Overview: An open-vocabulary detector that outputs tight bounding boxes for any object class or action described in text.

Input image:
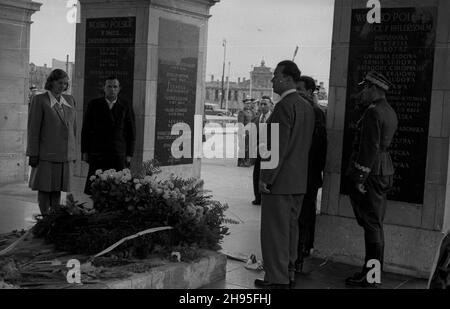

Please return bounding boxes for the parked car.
[204,103,231,116]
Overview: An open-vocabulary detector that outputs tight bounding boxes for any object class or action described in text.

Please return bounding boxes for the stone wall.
[316,0,450,278]
[72,0,218,192]
[0,0,41,184]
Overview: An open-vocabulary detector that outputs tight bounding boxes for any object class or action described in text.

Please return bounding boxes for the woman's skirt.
[29,160,73,192]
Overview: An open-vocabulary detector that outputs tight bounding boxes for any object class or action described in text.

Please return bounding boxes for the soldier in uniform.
[345,71,398,287]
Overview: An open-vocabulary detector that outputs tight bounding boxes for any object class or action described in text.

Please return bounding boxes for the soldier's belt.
[354,162,371,174]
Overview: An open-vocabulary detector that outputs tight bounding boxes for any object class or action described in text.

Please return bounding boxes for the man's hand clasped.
[259,180,270,194]
[355,183,367,194]
[28,156,39,168]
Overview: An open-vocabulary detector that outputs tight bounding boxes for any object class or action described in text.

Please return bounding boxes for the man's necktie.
[260,114,266,123]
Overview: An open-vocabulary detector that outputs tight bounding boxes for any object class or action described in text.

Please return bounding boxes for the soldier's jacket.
[347,98,398,184]
[237,109,255,125]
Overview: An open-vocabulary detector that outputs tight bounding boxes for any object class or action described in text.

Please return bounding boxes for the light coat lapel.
[48,92,68,128]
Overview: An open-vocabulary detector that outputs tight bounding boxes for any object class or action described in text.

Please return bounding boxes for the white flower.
[105,169,116,176]
[100,174,107,181]
[89,175,96,181]
[135,183,142,190]
[143,176,153,184]
[115,171,123,180]
[163,191,170,200]
[133,178,140,184]
[95,169,103,176]
[186,203,197,217]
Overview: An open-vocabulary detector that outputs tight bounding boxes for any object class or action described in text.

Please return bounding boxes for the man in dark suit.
[345,71,398,287]
[251,96,273,205]
[254,61,315,288]
[237,99,255,167]
[295,76,327,272]
[81,76,136,195]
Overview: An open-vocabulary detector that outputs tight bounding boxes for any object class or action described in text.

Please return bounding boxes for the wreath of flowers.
[33,161,237,260]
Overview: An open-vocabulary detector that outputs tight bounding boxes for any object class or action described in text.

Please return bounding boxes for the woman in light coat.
[26,69,77,215]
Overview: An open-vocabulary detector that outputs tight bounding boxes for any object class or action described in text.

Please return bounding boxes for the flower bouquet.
[33,161,237,261]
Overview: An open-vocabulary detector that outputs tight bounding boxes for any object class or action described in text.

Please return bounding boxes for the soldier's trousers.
[349,174,393,268]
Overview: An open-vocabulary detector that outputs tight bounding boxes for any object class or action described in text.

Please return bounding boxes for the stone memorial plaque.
[83,17,136,109]
[154,18,199,166]
[341,7,437,204]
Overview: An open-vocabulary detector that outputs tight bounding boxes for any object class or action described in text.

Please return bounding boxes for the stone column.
[72,0,218,191]
[316,0,450,278]
[0,0,41,184]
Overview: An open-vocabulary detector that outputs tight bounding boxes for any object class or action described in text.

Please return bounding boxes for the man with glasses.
[345,71,398,287]
[81,76,136,195]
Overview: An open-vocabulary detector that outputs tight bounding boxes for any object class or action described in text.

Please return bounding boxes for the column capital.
[0,0,41,12]
[78,0,219,19]
[0,0,42,24]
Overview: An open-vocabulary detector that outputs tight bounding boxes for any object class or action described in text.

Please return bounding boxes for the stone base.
[314,214,443,279]
[1,234,226,289]
[78,252,227,289]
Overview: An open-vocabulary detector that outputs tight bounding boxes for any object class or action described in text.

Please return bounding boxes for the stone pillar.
[316,0,450,278]
[0,0,41,184]
[72,0,218,191]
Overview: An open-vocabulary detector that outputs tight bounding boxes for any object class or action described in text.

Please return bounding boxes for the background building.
[205,59,273,114]
[29,58,74,94]
[205,59,328,114]
[29,62,52,91]
[316,81,328,101]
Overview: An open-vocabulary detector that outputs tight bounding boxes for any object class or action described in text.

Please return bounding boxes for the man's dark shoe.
[289,273,296,288]
[294,260,304,273]
[252,200,261,205]
[295,250,311,273]
[345,272,379,288]
[254,279,289,289]
[289,279,295,288]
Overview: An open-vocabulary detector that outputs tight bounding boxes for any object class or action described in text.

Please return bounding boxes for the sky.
[30,0,335,87]
[207,0,335,86]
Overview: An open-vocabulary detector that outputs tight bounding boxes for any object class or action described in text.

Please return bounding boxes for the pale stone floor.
[0,158,427,289]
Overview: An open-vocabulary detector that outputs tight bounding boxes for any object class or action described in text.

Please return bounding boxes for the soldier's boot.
[345,243,382,288]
